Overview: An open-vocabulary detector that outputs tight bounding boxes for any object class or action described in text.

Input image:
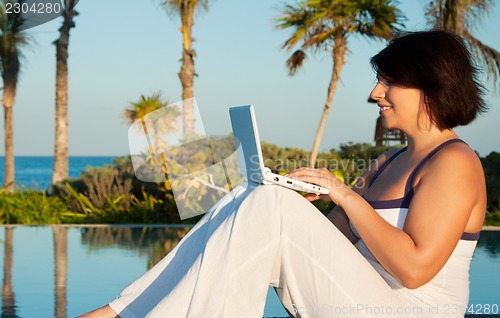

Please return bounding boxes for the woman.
[81,30,487,317]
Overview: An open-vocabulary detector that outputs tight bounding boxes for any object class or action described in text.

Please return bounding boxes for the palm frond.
[353,0,405,40]
[160,0,212,18]
[123,92,167,124]
[286,49,307,76]
[463,30,500,87]
[426,0,496,34]
[425,0,500,88]
[277,4,315,50]
[0,3,30,88]
[281,28,307,50]
[461,0,495,30]
[278,0,404,54]
[301,24,340,50]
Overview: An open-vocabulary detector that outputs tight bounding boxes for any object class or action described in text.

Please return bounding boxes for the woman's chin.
[382,122,404,133]
[381,120,395,130]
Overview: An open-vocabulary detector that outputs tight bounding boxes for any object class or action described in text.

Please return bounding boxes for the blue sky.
[2,0,500,157]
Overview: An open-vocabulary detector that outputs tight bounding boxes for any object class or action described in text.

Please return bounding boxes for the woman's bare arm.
[326,149,400,244]
[340,144,485,288]
[291,145,485,288]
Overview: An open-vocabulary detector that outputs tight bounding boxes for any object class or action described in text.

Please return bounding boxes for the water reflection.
[1,226,499,317]
[53,226,68,318]
[1,225,191,318]
[2,227,16,318]
[79,226,191,269]
[476,231,500,257]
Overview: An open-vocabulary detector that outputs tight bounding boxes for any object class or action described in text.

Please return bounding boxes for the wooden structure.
[374,116,407,146]
[369,97,406,146]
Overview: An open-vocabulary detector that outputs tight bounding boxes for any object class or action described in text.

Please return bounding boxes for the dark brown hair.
[370,30,487,130]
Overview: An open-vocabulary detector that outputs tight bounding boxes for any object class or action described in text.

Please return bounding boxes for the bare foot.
[77,305,119,318]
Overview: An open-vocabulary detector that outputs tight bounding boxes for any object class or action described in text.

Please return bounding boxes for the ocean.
[0,156,118,191]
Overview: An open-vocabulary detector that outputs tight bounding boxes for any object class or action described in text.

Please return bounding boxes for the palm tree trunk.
[52,4,77,185]
[309,35,346,168]
[2,227,16,317]
[179,49,195,138]
[52,58,69,185]
[179,19,196,138]
[2,104,15,192]
[1,14,21,194]
[53,226,68,318]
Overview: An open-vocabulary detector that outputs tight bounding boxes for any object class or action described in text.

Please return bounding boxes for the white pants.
[109,184,429,318]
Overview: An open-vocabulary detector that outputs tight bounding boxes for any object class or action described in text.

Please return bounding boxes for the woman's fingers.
[303,193,330,202]
[287,167,323,179]
[286,168,347,204]
[287,168,330,183]
[290,174,324,185]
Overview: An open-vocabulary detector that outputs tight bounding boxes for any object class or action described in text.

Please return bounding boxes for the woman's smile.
[378,104,393,115]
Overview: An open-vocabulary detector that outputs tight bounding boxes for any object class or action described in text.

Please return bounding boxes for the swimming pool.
[0,226,498,317]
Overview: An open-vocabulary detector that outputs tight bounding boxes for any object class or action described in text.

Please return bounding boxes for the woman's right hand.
[286,167,351,206]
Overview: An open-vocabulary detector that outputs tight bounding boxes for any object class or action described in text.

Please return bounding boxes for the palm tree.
[278,0,404,168]
[52,0,79,185]
[124,92,180,153]
[0,2,28,192]
[425,0,500,87]
[160,0,212,138]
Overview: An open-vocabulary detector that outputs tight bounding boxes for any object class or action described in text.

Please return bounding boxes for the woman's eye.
[377,78,394,87]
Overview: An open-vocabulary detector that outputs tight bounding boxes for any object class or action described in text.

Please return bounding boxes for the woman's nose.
[369,82,385,102]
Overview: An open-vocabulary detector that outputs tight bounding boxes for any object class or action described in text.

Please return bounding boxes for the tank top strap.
[404,139,467,195]
[369,147,407,188]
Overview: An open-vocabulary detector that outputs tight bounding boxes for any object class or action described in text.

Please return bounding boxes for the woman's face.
[369,75,426,133]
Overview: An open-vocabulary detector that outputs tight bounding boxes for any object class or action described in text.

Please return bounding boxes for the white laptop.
[229,105,329,195]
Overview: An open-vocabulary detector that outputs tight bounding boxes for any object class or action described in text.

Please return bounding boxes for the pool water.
[0,226,498,317]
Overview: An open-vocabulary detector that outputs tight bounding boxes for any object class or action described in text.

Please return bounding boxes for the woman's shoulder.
[372,147,404,171]
[411,140,486,235]
[355,147,404,191]
[427,140,482,171]
[418,140,485,192]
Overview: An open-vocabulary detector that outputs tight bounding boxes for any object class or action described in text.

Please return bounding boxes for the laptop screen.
[229,105,265,184]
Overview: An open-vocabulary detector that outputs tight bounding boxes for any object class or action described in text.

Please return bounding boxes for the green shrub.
[52,156,185,224]
[485,204,500,226]
[53,158,134,211]
[0,189,80,224]
[482,151,500,211]
[261,141,393,186]
[6,143,497,226]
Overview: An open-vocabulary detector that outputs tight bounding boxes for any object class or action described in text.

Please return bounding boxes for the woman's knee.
[239,184,308,215]
[246,184,295,202]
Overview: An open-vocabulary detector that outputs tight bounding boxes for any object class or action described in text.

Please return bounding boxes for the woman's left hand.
[286,168,350,205]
